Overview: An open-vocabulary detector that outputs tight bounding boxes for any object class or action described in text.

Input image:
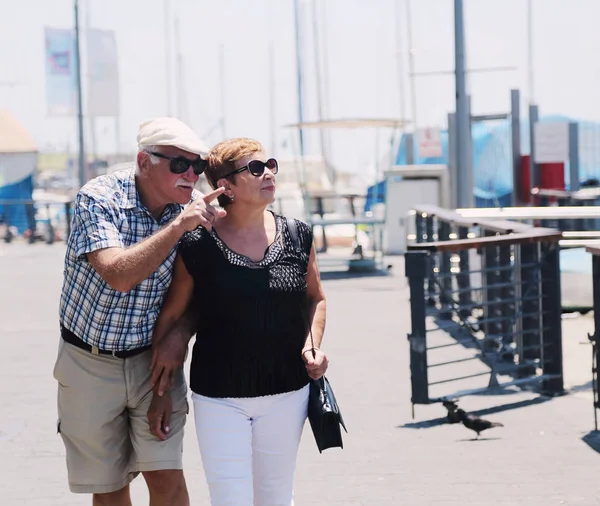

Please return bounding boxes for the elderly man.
[53,117,224,506]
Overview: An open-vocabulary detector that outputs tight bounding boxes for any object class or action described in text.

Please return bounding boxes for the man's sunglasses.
[222,158,278,179]
[146,150,207,175]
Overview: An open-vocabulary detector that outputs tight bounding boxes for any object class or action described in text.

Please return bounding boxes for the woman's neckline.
[210,210,281,265]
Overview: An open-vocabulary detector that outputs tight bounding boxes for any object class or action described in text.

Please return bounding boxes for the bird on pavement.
[455,408,504,439]
[442,399,462,424]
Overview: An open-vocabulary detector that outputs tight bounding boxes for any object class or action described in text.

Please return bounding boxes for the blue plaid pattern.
[59,166,198,351]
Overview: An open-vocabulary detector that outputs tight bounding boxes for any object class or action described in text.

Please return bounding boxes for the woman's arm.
[150,253,196,395]
[304,243,326,349]
[302,243,328,379]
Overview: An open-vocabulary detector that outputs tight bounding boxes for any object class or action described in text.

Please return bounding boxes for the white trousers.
[192,385,309,506]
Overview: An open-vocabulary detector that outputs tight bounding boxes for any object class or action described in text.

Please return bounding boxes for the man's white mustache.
[175,178,194,188]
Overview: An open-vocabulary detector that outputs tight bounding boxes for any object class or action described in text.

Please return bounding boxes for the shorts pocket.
[52,340,66,381]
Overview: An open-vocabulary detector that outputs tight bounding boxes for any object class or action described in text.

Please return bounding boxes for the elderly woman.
[150,137,329,505]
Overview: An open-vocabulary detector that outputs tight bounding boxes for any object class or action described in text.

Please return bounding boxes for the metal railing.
[406,205,564,410]
[438,205,600,249]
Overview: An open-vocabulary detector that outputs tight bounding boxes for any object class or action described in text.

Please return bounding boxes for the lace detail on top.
[208,213,283,269]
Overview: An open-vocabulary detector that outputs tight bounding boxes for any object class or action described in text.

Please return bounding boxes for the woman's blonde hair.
[206,138,264,207]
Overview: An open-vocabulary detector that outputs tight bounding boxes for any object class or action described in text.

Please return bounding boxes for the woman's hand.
[301,348,329,380]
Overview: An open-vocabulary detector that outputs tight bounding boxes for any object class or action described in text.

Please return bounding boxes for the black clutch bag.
[284,217,348,453]
[307,375,347,453]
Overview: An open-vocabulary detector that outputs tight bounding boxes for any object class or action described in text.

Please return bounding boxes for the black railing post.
[45,204,55,245]
[426,215,436,305]
[539,195,552,228]
[438,221,453,319]
[405,250,430,405]
[498,243,514,353]
[520,242,541,366]
[590,254,600,413]
[25,201,36,244]
[415,213,426,244]
[482,233,501,347]
[457,226,471,318]
[541,242,564,395]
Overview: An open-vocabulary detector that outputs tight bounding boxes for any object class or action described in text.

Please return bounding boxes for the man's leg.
[54,341,137,495]
[128,352,190,505]
[93,485,132,506]
[142,470,189,506]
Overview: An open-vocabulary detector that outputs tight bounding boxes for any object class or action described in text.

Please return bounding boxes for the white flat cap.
[137,117,209,158]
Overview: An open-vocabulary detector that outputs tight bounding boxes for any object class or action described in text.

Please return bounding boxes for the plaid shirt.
[59,166,198,351]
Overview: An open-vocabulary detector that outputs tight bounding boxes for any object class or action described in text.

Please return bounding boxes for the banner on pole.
[44,27,77,116]
[534,122,569,163]
[417,127,443,158]
[86,29,120,117]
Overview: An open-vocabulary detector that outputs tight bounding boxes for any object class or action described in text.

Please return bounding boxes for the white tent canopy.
[0,110,37,153]
[0,111,37,187]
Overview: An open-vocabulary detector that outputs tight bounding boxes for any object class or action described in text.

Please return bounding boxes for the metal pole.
[448,112,458,209]
[569,122,580,192]
[164,0,172,116]
[311,0,332,184]
[511,89,522,206]
[74,0,86,188]
[175,15,185,122]
[405,250,430,406]
[527,0,535,105]
[406,0,418,130]
[85,0,97,170]
[293,0,306,157]
[405,132,415,165]
[268,40,276,156]
[320,0,332,168]
[268,0,276,156]
[541,243,564,395]
[293,0,310,223]
[219,43,226,138]
[395,0,406,124]
[529,104,540,190]
[454,0,472,208]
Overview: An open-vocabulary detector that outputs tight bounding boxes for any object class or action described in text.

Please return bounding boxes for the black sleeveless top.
[178,213,314,398]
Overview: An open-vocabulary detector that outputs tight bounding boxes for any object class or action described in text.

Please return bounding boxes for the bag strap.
[285,217,316,359]
[286,216,302,254]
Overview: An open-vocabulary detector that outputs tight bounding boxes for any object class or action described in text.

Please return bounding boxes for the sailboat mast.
[311,0,332,184]
[164,0,172,116]
[293,0,306,157]
[175,15,185,122]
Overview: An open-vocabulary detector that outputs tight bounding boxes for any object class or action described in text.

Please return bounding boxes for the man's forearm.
[102,219,185,292]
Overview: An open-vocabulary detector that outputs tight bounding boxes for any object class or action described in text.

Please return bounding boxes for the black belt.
[60,325,151,359]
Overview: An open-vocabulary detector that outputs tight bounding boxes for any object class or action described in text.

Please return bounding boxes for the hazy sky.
[1,0,600,181]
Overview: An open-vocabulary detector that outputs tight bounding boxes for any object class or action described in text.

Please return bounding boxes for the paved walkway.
[2,242,600,505]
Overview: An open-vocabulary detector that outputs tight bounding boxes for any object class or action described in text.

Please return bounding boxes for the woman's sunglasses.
[146,150,207,175]
[222,158,278,179]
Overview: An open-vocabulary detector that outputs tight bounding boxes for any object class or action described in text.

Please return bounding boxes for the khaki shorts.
[53,340,188,494]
